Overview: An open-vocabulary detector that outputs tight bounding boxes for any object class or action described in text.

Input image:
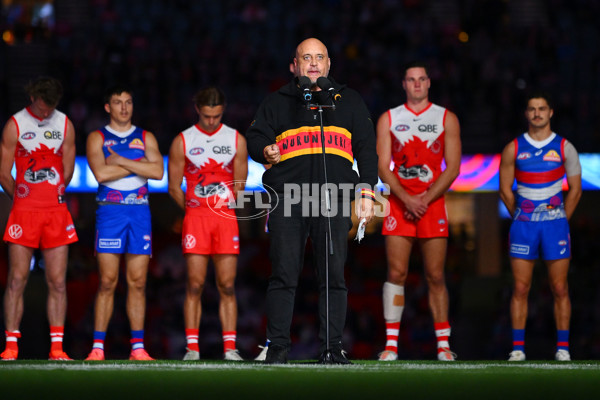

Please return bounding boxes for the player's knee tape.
[383,282,405,322]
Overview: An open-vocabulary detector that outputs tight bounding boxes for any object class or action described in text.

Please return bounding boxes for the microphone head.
[316,77,333,91]
[298,76,312,90]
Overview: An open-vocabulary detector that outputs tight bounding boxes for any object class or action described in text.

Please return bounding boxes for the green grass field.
[2,360,600,400]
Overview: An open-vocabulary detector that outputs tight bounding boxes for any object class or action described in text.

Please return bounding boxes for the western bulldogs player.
[500,92,582,362]
[85,86,163,361]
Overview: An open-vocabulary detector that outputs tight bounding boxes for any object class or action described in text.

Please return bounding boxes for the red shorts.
[3,207,78,249]
[182,213,239,255]
[382,194,448,238]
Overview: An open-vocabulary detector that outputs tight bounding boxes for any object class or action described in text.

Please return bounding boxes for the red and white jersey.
[11,107,69,210]
[388,103,447,195]
[181,123,238,215]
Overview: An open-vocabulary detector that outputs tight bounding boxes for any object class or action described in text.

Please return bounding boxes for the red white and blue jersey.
[11,107,70,210]
[95,125,150,205]
[513,133,570,222]
[181,123,238,216]
[388,103,447,195]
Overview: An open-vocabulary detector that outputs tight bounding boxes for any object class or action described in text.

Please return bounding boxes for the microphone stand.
[306,97,336,363]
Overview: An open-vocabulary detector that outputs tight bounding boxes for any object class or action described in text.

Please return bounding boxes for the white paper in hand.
[355,218,366,243]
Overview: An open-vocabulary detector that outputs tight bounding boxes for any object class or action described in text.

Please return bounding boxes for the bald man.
[246,38,378,364]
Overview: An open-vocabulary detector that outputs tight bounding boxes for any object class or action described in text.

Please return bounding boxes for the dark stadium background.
[1,0,600,361]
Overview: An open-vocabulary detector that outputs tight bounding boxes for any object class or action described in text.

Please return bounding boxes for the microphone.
[316,77,341,102]
[298,76,312,101]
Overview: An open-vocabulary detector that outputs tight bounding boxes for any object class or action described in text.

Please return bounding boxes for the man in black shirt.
[246,38,378,364]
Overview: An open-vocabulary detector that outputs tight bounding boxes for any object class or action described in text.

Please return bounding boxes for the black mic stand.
[306,96,336,363]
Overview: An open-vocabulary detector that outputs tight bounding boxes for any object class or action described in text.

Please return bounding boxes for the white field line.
[1,361,600,372]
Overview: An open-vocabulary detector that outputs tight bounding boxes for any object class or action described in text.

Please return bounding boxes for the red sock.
[50,326,65,353]
[223,331,236,352]
[434,321,451,352]
[185,328,200,352]
[4,330,21,352]
[384,321,400,352]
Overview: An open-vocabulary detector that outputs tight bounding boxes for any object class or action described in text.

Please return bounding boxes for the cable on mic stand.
[305,77,337,363]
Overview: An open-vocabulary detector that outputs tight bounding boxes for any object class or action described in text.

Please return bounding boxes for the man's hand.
[106,146,125,166]
[263,144,281,165]
[356,197,375,224]
[403,192,428,220]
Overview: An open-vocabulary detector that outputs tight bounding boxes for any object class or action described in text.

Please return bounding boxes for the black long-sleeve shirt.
[246,78,378,198]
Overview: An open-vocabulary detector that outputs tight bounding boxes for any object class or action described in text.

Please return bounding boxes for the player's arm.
[565,173,582,220]
[62,119,76,186]
[422,111,461,205]
[375,112,426,219]
[105,131,164,180]
[499,140,516,217]
[86,130,132,183]
[0,119,18,199]
[563,141,582,220]
[233,132,248,196]
[167,134,186,210]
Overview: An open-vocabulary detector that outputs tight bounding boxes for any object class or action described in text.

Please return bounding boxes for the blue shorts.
[95,204,152,255]
[509,218,571,260]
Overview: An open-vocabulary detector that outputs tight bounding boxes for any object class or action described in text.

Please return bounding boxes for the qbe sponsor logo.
[510,244,530,255]
[44,131,62,140]
[99,239,121,249]
[418,124,438,133]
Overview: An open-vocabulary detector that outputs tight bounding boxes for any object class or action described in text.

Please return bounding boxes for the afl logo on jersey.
[190,147,204,155]
[395,124,410,132]
[517,152,531,160]
[104,139,118,147]
[21,132,36,140]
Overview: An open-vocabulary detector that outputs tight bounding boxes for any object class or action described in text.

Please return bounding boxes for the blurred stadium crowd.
[1,0,600,360]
